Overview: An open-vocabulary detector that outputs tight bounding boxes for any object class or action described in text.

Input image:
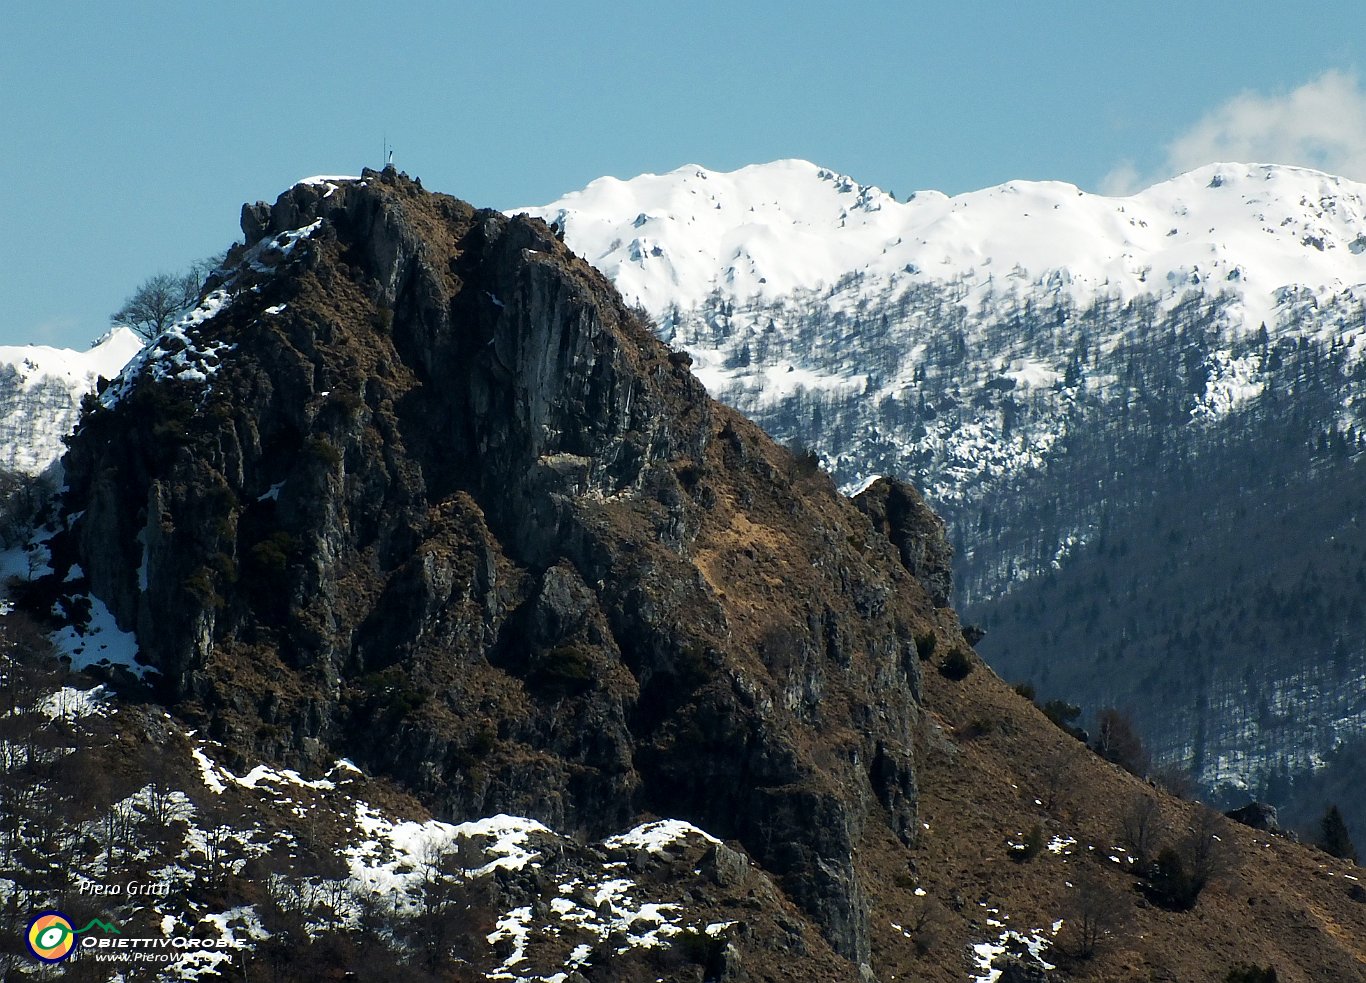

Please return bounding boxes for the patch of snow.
[522,160,1366,345]
[592,878,634,907]
[603,819,721,856]
[198,906,270,943]
[37,685,110,721]
[0,537,53,584]
[0,328,143,394]
[0,328,144,474]
[233,764,336,791]
[347,805,551,906]
[1004,358,1061,389]
[103,218,327,411]
[272,220,323,259]
[102,289,238,407]
[1191,349,1266,421]
[297,175,362,189]
[969,921,1060,983]
[192,745,355,797]
[487,906,534,975]
[971,940,1007,982]
[191,746,228,794]
[50,592,146,677]
[845,473,883,497]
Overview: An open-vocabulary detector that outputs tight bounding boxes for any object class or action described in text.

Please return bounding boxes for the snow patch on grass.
[603,819,720,856]
[346,806,551,908]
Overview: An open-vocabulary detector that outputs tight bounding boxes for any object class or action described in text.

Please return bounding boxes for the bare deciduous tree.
[1063,867,1130,958]
[199,824,236,889]
[1120,793,1166,866]
[1184,805,1235,889]
[110,272,199,340]
[110,255,224,341]
[0,469,52,549]
[1040,746,1077,814]
[909,898,945,955]
[1094,707,1151,777]
[1147,806,1236,910]
[1151,760,1198,800]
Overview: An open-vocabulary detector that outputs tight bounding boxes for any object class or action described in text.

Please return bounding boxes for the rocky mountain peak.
[36,167,963,965]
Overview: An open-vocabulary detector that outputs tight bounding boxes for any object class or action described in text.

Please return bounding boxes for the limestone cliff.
[44,168,963,966]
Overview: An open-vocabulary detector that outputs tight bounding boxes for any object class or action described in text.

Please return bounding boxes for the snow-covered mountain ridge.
[520,158,1366,343]
[521,159,1366,521]
[0,327,142,475]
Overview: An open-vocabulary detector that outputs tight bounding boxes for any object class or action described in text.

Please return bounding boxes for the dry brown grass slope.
[860,646,1366,982]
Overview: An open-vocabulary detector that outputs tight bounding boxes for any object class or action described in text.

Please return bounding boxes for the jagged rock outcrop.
[1225,801,1283,834]
[852,477,953,607]
[42,167,964,967]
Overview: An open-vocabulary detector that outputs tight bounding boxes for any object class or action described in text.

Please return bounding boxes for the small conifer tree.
[1319,804,1358,863]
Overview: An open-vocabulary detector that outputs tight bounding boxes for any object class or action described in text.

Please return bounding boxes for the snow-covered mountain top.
[0,327,144,475]
[0,327,143,392]
[519,159,1366,331]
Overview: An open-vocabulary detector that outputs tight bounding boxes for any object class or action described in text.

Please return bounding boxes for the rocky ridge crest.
[41,166,962,966]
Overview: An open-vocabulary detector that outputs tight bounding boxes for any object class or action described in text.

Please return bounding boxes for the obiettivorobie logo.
[26,912,119,963]
[24,908,243,965]
[25,912,121,963]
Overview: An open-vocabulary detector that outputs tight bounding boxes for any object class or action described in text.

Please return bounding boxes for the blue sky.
[5,1,1365,349]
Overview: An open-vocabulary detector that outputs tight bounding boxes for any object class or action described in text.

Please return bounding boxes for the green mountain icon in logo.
[76,919,120,935]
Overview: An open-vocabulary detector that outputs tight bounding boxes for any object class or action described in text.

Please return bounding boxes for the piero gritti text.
[77,879,172,897]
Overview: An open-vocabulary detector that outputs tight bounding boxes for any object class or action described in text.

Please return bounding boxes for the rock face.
[46,167,960,964]
[852,477,953,608]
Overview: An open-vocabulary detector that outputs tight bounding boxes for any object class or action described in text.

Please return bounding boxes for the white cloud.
[22,316,80,345]
[1101,71,1366,195]
[1168,70,1366,177]
[1098,160,1141,197]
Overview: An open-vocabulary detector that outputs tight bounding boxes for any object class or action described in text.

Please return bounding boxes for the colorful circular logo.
[26,911,76,963]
